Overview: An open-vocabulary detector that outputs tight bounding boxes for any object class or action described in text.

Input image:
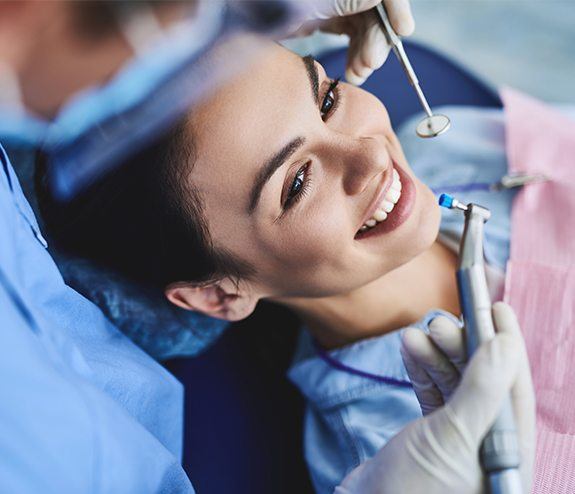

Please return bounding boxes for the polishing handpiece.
[374,3,450,138]
[439,194,523,494]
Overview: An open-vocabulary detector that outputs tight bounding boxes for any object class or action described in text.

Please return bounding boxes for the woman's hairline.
[166,119,257,286]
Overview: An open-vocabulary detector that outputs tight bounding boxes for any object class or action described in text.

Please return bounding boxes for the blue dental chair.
[164,41,502,494]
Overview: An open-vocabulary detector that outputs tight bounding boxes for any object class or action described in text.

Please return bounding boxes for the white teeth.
[358,167,403,234]
[373,209,388,222]
[382,200,394,213]
[387,188,401,204]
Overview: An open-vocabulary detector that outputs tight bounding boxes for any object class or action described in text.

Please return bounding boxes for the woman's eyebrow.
[248,137,305,214]
[302,55,319,105]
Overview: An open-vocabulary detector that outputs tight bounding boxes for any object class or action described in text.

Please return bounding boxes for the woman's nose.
[339,136,391,196]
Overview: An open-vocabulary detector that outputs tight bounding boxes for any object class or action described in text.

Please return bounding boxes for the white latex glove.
[335,302,536,494]
[297,0,415,86]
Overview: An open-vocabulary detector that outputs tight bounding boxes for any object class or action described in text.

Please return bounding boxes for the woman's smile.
[355,161,416,240]
[184,41,440,299]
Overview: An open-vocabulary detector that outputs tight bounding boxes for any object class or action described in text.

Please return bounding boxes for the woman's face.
[189,41,440,299]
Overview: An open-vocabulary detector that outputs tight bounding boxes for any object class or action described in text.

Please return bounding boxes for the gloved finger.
[311,0,381,19]
[428,315,467,373]
[401,335,444,415]
[445,327,524,447]
[492,302,536,491]
[383,0,415,36]
[401,328,461,403]
[492,303,534,409]
[345,13,390,85]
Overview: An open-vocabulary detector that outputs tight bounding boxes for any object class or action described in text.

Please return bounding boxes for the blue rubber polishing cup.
[438,193,454,209]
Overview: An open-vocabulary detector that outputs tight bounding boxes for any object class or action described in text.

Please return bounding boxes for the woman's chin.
[414,182,442,254]
[421,182,442,240]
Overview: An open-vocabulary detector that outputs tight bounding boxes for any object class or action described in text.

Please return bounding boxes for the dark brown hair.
[36,121,255,289]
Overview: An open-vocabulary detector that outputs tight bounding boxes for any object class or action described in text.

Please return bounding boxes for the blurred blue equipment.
[439,193,523,494]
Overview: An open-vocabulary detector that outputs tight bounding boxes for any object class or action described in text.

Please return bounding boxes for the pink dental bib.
[502,88,575,492]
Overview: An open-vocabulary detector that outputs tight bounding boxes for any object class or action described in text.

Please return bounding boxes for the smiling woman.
[38,36,465,494]
[177,41,449,320]
[40,37,452,332]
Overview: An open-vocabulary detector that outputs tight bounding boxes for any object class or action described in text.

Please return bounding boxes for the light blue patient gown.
[0,142,194,492]
[288,107,517,494]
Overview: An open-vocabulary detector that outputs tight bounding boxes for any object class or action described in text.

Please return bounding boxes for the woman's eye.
[320,90,335,118]
[284,162,312,210]
[287,168,305,201]
[320,79,340,120]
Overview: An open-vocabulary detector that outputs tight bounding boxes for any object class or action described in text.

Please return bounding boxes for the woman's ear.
[165,278,259,322]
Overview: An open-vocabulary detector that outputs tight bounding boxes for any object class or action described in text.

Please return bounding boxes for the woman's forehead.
[190,44,312,180]
[196,46,307,133]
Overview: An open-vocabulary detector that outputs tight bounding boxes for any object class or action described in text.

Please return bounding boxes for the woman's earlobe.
[164,280,258,322]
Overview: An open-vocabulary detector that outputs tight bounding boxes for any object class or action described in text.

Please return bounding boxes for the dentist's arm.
[335,302,535,494]
[297,0,415,85]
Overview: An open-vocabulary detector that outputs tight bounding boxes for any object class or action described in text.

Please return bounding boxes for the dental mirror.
[375,2,451,139]
[416,114,451,138]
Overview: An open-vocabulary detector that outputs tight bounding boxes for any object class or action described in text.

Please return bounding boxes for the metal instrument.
[492,172,549,191]
[374,2,450,138]
[439,193,523,494]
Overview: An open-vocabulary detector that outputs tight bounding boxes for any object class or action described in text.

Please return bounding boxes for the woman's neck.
[279,240,460,349]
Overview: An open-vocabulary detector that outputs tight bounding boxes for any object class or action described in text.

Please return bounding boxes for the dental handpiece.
[439,194,523,494]
[374,3,450,138]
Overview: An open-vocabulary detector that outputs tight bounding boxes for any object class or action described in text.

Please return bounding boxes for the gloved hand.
[297,0,415,86]
[334,302,536,494]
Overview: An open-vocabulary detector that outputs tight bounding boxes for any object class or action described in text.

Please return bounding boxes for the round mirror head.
[416,114,451,138]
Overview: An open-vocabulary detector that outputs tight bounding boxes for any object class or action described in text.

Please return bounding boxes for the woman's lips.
[354,161,416,240]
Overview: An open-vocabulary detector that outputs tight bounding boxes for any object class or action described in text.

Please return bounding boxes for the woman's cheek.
[282,210,345,266]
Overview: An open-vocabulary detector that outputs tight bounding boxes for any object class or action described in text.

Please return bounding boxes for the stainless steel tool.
[439,193,523,494]
[374,2,450,138]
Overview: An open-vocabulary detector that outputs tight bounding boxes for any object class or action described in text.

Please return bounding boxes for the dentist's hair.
[71,1,192,39]
[36,120,255,289]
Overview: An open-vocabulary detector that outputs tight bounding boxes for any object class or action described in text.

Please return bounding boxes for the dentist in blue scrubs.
[0,1,534,493]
